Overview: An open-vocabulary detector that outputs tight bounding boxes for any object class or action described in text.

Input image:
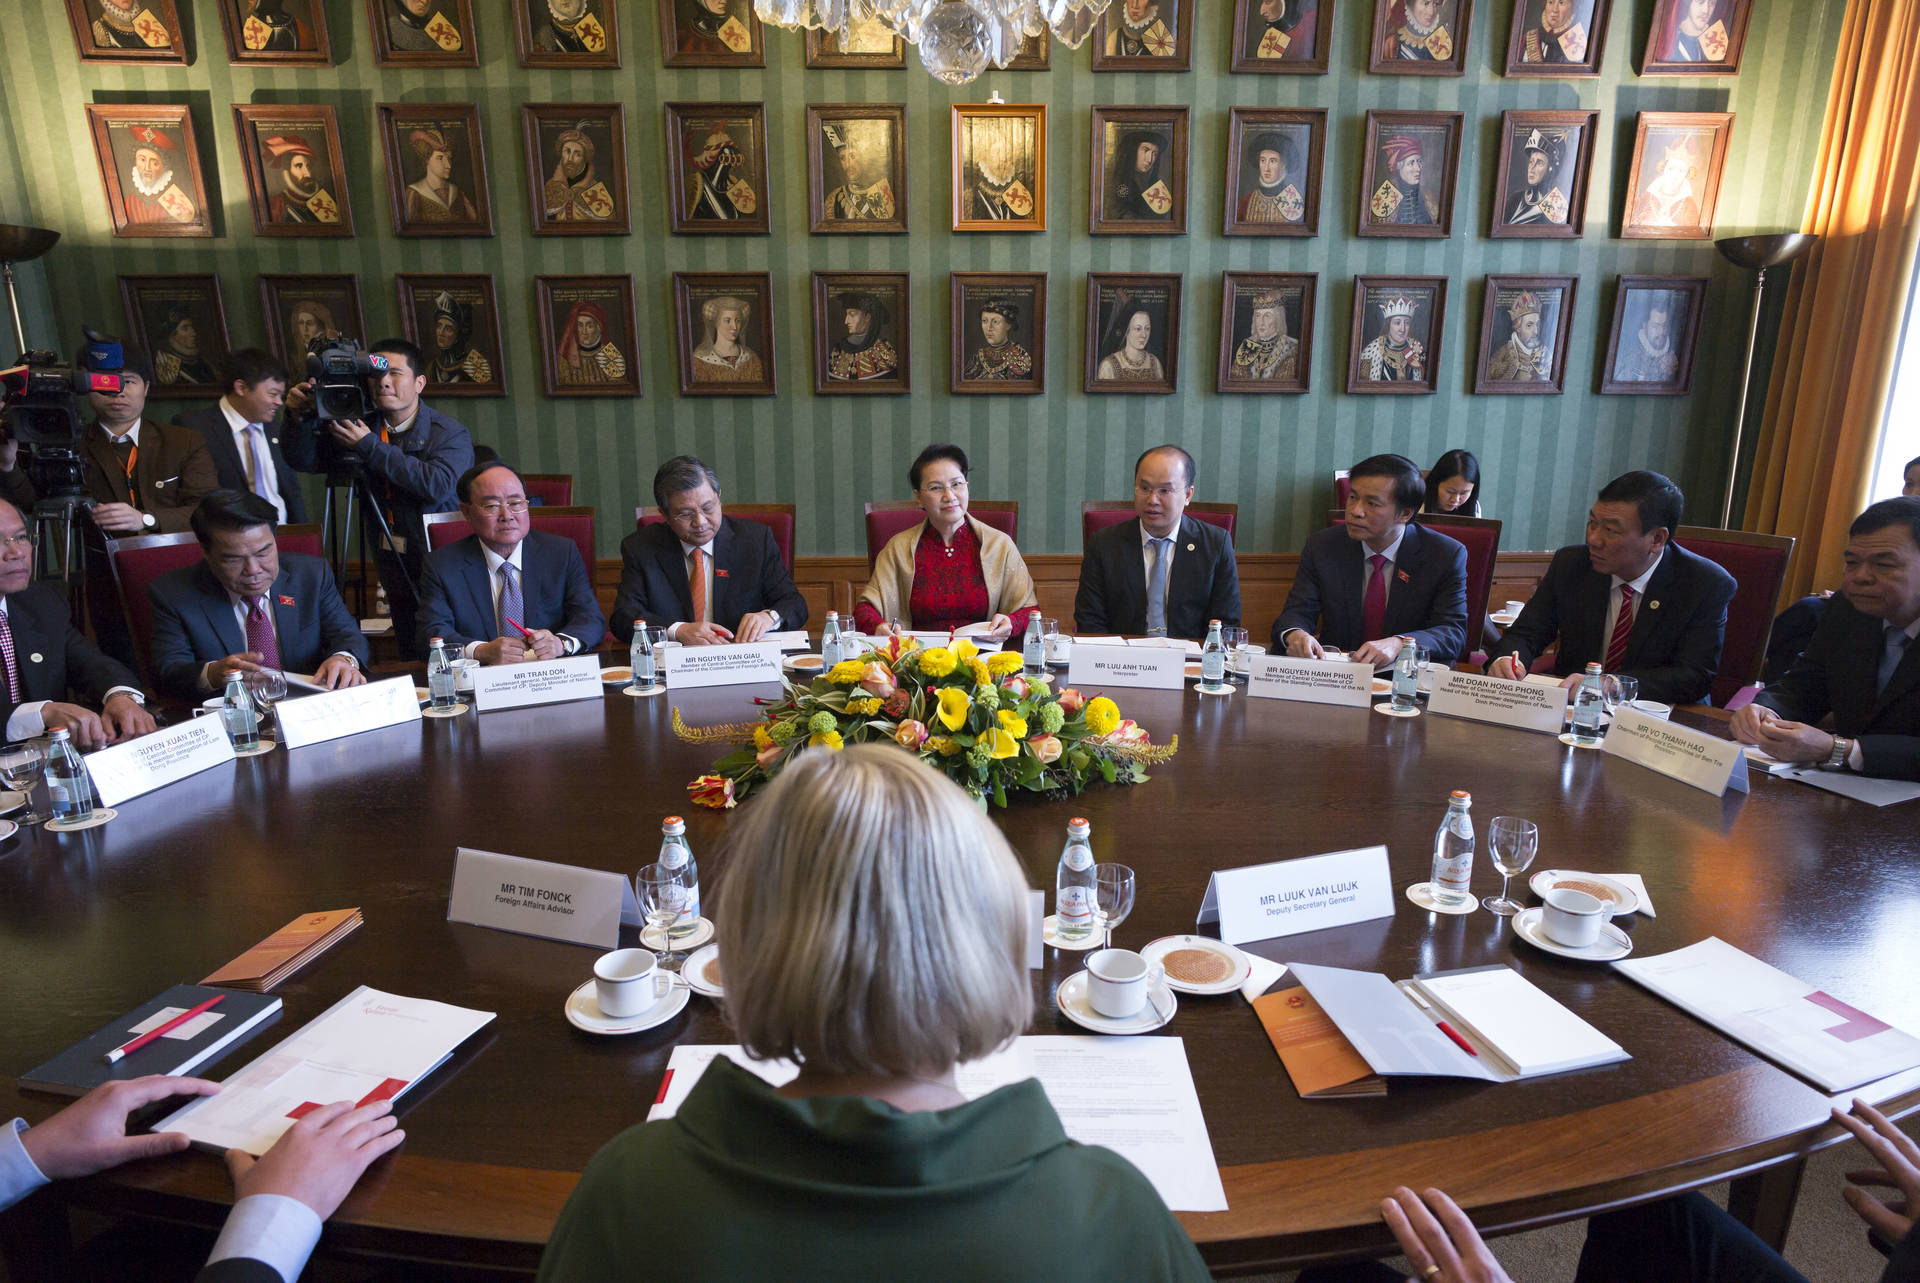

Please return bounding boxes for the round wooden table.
[2,676,1915,1275]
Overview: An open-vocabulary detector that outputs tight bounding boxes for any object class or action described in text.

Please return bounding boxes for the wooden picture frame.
[216,0,333,65]
[1231,0,1334,73]
[535,275,641,398]
[1357,110,1463,239]
[1346,275,1447,395]
[672,272,776,397]
[1620,111,1734,240]
[951,103,1048,233]
[1217,272,1315,395]
[1369,0,1474,74]
[365,0,478,67]
[665,102,771,237]
[1090,107,1189,236]
[1502,0,1612,76]
[1092,0,1195,71]
[1600,275,1707,395]
[806,104,908,236]
[1641,0,1751,74]
[396,274,507,398]
[804,19,905,67]
[258,274,366,382]
[1224,107,1325,238]
[377,102,495,238]
[65,0,186,63]
[84,105,214,239]
[118,274,232,399]
[521,102,631,236]
[232,105,355,238]
[1489,109,1598,240]
[658,0,763,67]
[811,271,910,396]
[1473,274,1577,394]
[512,0,620,67]
[950,272,1046,396]
[1005,31,1051,69]
[1085,273,1182,395]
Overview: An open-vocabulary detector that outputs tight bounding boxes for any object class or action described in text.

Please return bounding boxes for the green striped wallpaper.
[0,0,1844,557]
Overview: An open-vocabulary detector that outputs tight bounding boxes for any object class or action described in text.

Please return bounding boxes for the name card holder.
[86,716,237,808]
[1602,705,1750,795]
[470,654,605,713]
[1427,670,1569,736]
[1197,846,1395,946]
[1065,643,1186,692]
[663,642,785,690]
[448,847,643,950]
[276,676,423,750]
[1247,656,1373,708]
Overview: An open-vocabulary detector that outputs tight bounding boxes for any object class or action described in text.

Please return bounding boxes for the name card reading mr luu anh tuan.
[1247,656,1373,708]
[447,848,642,950]
[1065,643,1185,691]
[1426,670,1569,735]
[1602,704,1750,796]
[1197,846,1395,946]
[470,654,605,712]
[86,715,236,808]
[662,642,784,690]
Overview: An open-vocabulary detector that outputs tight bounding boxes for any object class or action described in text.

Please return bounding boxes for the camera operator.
[283,338,473,658]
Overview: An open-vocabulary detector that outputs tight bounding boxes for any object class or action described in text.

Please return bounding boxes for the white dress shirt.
[1601,553,1664,650]
[469,540,579,659]
[218,396,286,523]
[0,597,141,740]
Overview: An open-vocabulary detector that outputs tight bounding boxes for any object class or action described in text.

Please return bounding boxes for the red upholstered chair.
[522,474,574,507]
[864,500,1019,571]
[105,532,204,689]
[276,523,323,559]
[422,510,469,553]
[635,503,797,573]
[1333,471,1351,511]
[1414,512,1502,666]
[1080,501,1238,549]
[424,508,598,576]
[1672,525,1795,706]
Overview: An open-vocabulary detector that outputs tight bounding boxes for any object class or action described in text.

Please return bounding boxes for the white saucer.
[46,807,117,833]
[1528,869,1641,916]
[622,684,666,697]
[0,819,19,842]
[232,739,276,757]
[0,790,26,814]
[683,943,724,998]
[600,666,633,685]
[1042,915,1102,952]
[1373,702,1421,718]
[641,916,715,952]
[565,976,691,1035]
[1056,971,1176,1034]
[1406,882,1477,915]
[1512,907,1634,962]
[1140,935,1251,996]
[422,703,470,718]
[1557,732,1604,749]
[785,655,826,678]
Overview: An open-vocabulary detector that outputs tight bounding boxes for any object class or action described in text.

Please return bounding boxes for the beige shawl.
[858,515,1038,626]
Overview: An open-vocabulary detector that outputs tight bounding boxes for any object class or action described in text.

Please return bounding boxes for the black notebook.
[19,985,282,1097]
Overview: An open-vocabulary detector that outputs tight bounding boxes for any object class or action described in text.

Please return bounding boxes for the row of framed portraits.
[83,100,1737,245]
[117,269,1708,404]
[66,0,1757,78]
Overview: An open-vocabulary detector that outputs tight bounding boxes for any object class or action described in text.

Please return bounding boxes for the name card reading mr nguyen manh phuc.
[1065,643,1185,691]
[1247,656,1373,708]
[86,715,236,808]
[447,848,642,949]
[470,654,605,712]
[663,642,784,690]
[1426,670,1569,735]
[1197,846,1395,946]
[275,676,423,749]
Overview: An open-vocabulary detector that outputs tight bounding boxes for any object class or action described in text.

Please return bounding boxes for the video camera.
[0,327,126,507]
[306,336,389,423]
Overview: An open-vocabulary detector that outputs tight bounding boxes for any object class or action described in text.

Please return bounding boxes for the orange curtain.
[1744,0,1920,599]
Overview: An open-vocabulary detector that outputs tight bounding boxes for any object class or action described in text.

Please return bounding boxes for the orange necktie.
[689,548,709,624]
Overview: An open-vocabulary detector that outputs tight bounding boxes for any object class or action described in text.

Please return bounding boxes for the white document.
[281,672,331,695]
[1073,635,1128,648]
[760,630,812,651]
[663,641,784,689]
[1427,669,1569,735]
[274,676,421,749]
[85,716,237,808]
[1411,966,1628,1079]
[1777,769,1920,807]
[904,629,1002,652]
[1197,847,1394,946]
[1247,656,1373,708]
[1614,937,1920,1092]
[447,847,641,949]
[649,1037,1227,1212]
[1128,637,1204,657]
[1601,705,1750,795]
[1066,643,1185,691]
[469,654,604,713]
[156,985,495,1155]
[1605,873,1657,917]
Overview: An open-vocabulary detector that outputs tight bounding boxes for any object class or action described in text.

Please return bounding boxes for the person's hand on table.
[1559,673,1584,692]
[102,693,156,741]
[476,637,534,666]
[1837,1099,1920,1244]
[1353,637,1404,668]
[869,619,895,638]
[675,622,734,646]
[226,1098,405,1221]
[315,655,365,689]
[733,612,775,644]
[20,1075,219,1180]
[1746,715,1834,763]
[1283,630,1325,660]
[42,702,111,749]
[523,629,564,661]
[89,502,148,535]
[326,419,372,447]
[204,654,268,691]
[1379,1186,1514,1283]
[1487,655,1525,681]
[986,614,1014,642]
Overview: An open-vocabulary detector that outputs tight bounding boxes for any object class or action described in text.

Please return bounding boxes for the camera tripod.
[320,462,422,634]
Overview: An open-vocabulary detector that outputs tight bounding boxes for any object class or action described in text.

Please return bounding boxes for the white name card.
[1065,643,1185,691]
[86,715,237,808]
[1427,669,1569,735]
[275,676,423,749]
[1247,656,1373,708]
[470,654,605,713]
[1602,704,1750,795]
[1197,846,1395,946]
[663,642,784,690]
[447,847,642,949]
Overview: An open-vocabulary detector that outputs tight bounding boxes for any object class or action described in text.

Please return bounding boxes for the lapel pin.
[716,568,730,579]
[28,652,42,664]
[1649,600,1661,610]
[278,594,296,606]
[1397,569,1412,584]
[1185,543,1195,552]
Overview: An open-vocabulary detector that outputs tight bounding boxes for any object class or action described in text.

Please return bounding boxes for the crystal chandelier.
[755,0,1115,85]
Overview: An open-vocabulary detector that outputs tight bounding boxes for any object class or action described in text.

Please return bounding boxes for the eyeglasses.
[0,533,36,552]
[474,500,529,517]
[919,480,968,498]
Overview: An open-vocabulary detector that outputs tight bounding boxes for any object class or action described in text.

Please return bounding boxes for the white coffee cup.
[592,948,672,1018]
[1539,888,1614,948]
[451,657,478,693]
[1504,600,1526,615]
[1233,643,1267,674]
[1085,948,1164,1019]
[1628,699,1672,720]
[1045,632,1072,664]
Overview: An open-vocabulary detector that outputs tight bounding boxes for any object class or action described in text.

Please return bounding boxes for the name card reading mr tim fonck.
[1426,670,1570,735]
[86,715,237,808]
[1197,846,1395,946]
[663,642,784,690]
[470,654,605,713]
[447,848,642,949]
[275,676,423,749]
[1066,643,1185,691]
[1247,656,1373,708]
[1603,704,1751,796]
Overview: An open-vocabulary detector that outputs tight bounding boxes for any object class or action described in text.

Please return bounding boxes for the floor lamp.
[0,223,61,363]
[1715,232,1818,529]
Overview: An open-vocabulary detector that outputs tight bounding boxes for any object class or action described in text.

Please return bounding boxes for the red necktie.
[246,598,282,671]
[0,608,20,702]
[1361,554,1389,643]
[1605,584,1636,672]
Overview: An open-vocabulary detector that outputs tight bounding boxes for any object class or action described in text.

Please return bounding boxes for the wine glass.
[0,743,44,825]
[1093,863,1136,949]
[1602,674,1639,715]
[245,669,288,737]
[638,862,692,972]
[1483,816,1540,917]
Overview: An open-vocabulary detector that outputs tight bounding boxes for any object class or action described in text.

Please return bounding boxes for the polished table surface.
[2,675,1917,1274]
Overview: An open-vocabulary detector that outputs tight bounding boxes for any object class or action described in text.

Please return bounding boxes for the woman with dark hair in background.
[1423,449,1482,516]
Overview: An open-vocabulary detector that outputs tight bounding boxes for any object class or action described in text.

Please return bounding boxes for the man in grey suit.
[1073,445,1240,641]
[172,348,308,525]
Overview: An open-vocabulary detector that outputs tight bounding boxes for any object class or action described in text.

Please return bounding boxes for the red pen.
[1436,1019,1478,1057]
[504,616,530,637]
[106,994,224,1063]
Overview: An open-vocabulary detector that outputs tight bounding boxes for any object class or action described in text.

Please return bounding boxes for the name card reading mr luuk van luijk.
[1197,847,1395,947]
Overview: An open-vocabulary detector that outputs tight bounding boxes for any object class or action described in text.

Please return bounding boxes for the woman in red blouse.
[855,444,1040,639]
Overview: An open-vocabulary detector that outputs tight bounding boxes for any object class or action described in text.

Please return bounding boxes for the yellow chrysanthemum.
[918,647,957,678]
[984,728,1019,759]
[808,730,845,751]
[1085,696,1121,736]
[935,687,971,731]
[997,709,1029,739]
[847,697,882,716]
[951,639,980,663]
[986,651,1024,676]
[933,736,965,757]
[752,725,773,751]
[828,660,866,685]
[967,658,991,684]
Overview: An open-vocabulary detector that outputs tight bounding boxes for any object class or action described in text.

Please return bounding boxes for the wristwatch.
[141,512,156,530]
[1824,735,1853,770]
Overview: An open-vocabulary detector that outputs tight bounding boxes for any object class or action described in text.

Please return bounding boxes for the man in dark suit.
[1733,498,1920,781]
[1273,454,1469,665]
[418,461,605,662]
[1074,444,1239,641]
[1487,470,1735,706]
[611,455,808,645]
[147,490,367,702]
[172,348,308,525]
[0,499,156,747]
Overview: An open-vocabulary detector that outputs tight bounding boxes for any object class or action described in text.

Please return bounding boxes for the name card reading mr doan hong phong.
[1065,643,1186,691]
[1426,669,1570,735]
[85,715,237,808]
[1197,846,1395,946]
[1602,704,1751,795]
[447,848,643,949]
[1247,656,1374,707]
[275,676,423,749]
[662,642,784,690]
[469,654,606,712]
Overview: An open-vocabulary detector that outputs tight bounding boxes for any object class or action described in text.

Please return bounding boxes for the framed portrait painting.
[1620,111,1734,240]
[1370,0,1474,74]
[232,105,354,238]
[672,272,776,397]
[118,275,231,398]
[1231,0,1333,73]
[365,0,477,67]
[1223,108,1325,238]
[1600,275,1707,395]
[951,103,1047,233]
[1218,273,1315,395]
[811,271,910,396]
[512,0,620,67]
[258,275,366,381]
[950,272,1046,396]
[1090,107,1189,236]
[807,105,907,236]
[1092,0,1194,70]
[1502,0,1612,76]
[217,0,332,65]
[659,0,763,67]
[804,18,904,67]
[1346,275,1447,395]
[521,103,630,236]
[1357,111,1463,239]
[84,105,213,239]
[1473,274,1577,394]
[1005,31,1050,69]
[1642,0,1751,74]
[536,275,641,398]
[396,274,507,398]
[65,0,185,63]
[1085,274,1181,395]
[377,103,494,237]
[1489,109,1598,239]
[665,103,771,236]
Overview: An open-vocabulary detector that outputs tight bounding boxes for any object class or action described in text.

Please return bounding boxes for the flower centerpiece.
[677,635,1178,810]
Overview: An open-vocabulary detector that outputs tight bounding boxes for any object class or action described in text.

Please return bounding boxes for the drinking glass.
[1223,627,1250,681]
[1093,863,1136,949]
[1602,674,1639,713]
[638,862,692,972]
[0,743,44,825]
[1483,816,1540,917]
[1041,618,1063,667]
[245,669,288,737]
